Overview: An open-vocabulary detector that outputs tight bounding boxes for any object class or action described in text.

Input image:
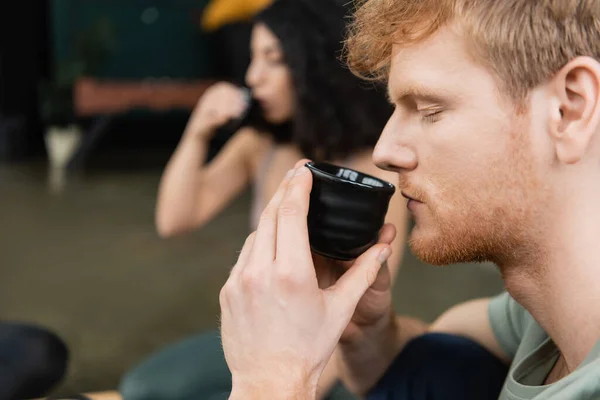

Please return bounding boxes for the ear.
[548,56,600,164]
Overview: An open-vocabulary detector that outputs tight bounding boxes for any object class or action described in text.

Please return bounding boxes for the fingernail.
[294,166,308,176]
[285,169,295,179]
[378,248,391,263]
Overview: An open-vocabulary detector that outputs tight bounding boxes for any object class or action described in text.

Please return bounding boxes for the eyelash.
[421,110,443,123]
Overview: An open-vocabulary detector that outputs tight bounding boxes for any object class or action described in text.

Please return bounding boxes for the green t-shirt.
[489,292,600,399]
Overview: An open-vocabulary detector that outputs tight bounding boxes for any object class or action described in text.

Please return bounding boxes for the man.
[218,0,600,399]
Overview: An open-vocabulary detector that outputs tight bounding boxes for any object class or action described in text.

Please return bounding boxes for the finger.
[275,165,313,269]
[294,158,312,169]
[250,168,296,264]
[224,104,246,120]
[234,101,247,117]
[327,243,392,310]
[378,223,396,245]
[228,231,256,279]
[230,91,248,114]
[220,88,244,112]
[213,109,231,126]
[235,90,249,110]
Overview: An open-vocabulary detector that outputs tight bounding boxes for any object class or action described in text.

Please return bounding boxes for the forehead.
[387,26,497,101]
[251,23,281,50]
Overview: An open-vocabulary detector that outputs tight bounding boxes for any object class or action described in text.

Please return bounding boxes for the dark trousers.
[368,333,508,400]
[120,330,357,400]
[121,331,507,400]
[0,322,68,400]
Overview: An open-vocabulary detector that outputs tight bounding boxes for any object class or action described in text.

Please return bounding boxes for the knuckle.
[276,272,298,290]
[274,264,303,290]
[206,85,219,97]
[219,284,231,307]
[240,269,262,292]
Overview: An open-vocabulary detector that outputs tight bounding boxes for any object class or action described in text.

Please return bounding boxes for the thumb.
[327,244,392,310]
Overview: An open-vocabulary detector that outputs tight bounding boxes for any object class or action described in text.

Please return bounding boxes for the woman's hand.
[187,82,249,140]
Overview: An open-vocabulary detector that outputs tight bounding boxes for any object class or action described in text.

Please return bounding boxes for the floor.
[0,157,505,395]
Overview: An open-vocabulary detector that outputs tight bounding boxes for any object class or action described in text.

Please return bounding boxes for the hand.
[313,223,396,344]
[219,160,394,399]
[187,82,249,140]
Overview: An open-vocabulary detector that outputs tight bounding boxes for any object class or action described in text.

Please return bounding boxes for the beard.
[407,125,548,267]
[408,200,521,266]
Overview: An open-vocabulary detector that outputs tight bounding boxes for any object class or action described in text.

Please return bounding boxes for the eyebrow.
[251,44,281,55]
[387,84,450,104]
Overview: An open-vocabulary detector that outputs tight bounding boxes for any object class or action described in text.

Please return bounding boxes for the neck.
[501,177,600,371]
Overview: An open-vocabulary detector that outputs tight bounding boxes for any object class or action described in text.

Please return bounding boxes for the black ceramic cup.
[305,161,395,261]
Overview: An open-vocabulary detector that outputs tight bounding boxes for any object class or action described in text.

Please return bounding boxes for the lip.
[254,96,271,110]
[401,191,424,212]
[401,191,420,202]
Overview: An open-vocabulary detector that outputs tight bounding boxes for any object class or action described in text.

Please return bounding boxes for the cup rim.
[305,161,395,193]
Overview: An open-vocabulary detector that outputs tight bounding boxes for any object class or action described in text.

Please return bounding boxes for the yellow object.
[201,0,274,31]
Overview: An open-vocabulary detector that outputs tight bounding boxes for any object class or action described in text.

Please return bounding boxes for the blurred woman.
[121,0,408,399]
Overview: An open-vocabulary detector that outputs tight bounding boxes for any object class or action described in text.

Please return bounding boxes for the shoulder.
[235,126,271,144]
[230,127,273,155]
[233,126,274,170]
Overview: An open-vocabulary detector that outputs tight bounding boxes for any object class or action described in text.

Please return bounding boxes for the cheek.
[424,111,514,205]
[274,72,294,106]
[525,101,555,167]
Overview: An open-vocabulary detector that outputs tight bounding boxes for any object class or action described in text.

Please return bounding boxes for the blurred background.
[0,0,504,397]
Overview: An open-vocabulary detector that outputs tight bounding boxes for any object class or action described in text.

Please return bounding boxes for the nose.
[372,114,418,172]
[245,60,262,90]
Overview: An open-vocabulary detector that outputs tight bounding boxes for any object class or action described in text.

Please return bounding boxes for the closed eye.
[421,110,443,123]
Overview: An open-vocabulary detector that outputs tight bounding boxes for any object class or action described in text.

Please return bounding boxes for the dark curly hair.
[254,0,392,161]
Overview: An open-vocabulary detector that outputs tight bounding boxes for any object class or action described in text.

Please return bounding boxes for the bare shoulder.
[233,126,274,172]
[229,127,272,158]
[234,126,272,148]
